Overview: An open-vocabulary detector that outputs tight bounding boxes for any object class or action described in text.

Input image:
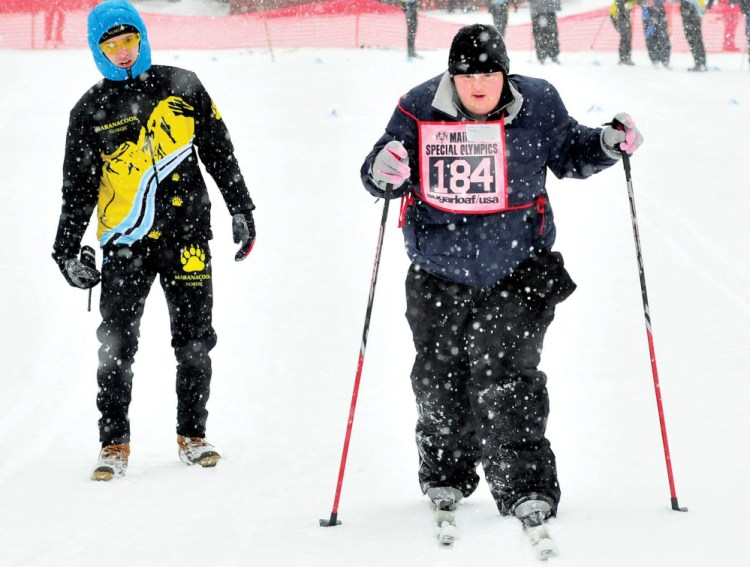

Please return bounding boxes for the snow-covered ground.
[132,0,232,16]
[1,2,749,566]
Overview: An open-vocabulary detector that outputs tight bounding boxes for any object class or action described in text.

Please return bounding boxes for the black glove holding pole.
[58,246,100,290]
[232,212,256,261]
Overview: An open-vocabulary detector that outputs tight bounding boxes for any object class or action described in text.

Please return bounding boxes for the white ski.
[427,487,463,547]
[434,508,459,546]
[514,499,558,560]
[523,522,557,561]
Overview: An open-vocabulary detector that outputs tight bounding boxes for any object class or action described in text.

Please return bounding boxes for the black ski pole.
[615,140,687,513]
[80,245,96,312]
[320,185,393,528]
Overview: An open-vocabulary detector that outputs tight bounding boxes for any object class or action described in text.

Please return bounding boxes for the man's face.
[453,72,504,119]
[99,32,140,69]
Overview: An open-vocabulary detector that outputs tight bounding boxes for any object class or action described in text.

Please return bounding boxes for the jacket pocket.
[506,249,576,307]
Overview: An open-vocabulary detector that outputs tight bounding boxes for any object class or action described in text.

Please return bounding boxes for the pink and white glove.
[602,112,643,156]
[371,140,411,190]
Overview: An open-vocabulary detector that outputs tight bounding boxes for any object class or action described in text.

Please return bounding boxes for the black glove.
[59,257,101,289]
[232,212,256,261]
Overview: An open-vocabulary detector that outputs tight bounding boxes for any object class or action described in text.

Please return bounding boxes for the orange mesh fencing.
[0,1,746,54]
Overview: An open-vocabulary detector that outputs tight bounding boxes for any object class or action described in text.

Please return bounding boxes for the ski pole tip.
[319,513,342,527]
[671,498,688,512]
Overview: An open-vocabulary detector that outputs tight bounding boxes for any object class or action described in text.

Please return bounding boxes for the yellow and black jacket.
[53,64,254,262]
[610,0,638,17]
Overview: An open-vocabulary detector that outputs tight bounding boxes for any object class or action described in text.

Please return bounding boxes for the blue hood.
[87,0,152,81]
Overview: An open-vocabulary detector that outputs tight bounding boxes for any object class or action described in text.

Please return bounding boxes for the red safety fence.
[0,0,746,54]
[0,0,97,13]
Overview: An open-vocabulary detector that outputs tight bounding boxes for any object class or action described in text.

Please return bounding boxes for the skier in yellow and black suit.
[52,0,256,481]
[610,0,637,65]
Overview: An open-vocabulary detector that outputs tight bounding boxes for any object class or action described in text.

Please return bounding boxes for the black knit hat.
[99,24,139,43]
[448,24,510,76]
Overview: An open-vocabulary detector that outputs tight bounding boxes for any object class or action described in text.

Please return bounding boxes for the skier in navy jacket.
[360,24,643,541]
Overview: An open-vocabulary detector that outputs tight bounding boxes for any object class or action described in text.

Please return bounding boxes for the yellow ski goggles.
[99,33,140,55]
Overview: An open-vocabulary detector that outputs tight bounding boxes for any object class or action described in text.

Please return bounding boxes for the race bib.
[418,121,508,214]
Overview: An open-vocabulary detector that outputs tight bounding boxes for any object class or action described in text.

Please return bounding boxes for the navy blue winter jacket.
[361,72,619,289]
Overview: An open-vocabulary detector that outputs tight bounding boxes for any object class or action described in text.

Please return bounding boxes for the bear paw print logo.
[171,196,183,207]
[181,245,206,273]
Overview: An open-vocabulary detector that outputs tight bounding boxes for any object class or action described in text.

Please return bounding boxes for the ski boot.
[91,443,130,481]
[177,435,221,467]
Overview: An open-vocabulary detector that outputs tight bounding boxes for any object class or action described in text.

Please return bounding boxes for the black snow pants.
[490,4,510,37]
[404,252,575,515]
[680,2,707,67]
[532,12,560,62]
[611,13,633,63]
[643,5,671,65]
[403,3,418,57]
[96,239,217,446]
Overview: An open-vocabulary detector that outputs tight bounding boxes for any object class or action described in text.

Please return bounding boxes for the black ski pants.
[490,4,509,37]
[680,2,706,67]
[611,13,633,63]
[96,239,217,446]
[532,12,560,62]
[405,254,575,515]
[403,3,418,57]
[643,5,671,65]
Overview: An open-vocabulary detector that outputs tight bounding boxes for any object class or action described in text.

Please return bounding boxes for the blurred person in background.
[447,0,469,13]
[706,0,741,51]
[679,0,708,71]
[402,0,420,58]
[488,0,518,37]
[610,0,636,65]
[43,0,66,47]
[741,0,750,64]
[528,0,561,64]
[640,0,671,68]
